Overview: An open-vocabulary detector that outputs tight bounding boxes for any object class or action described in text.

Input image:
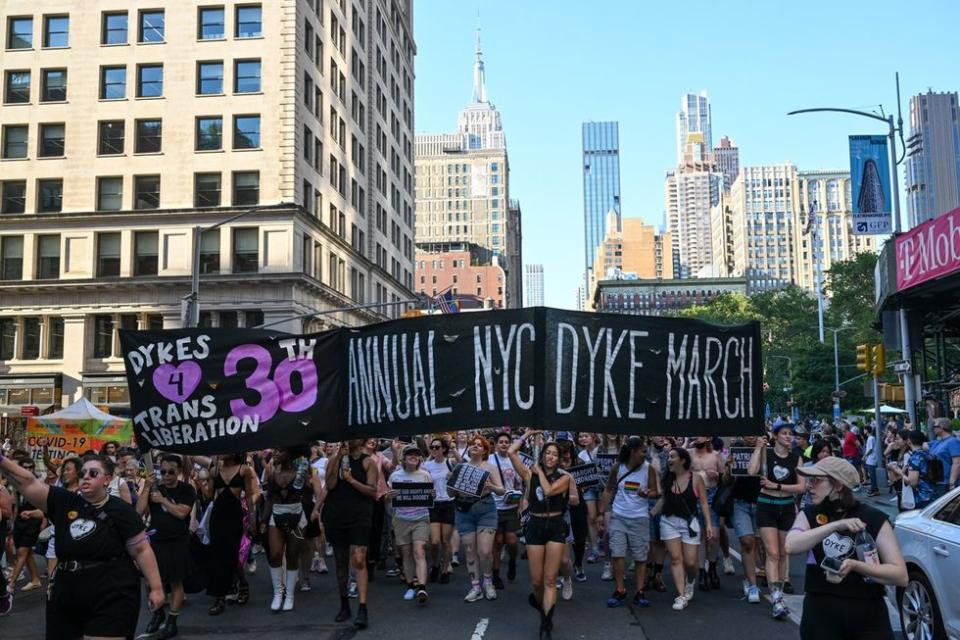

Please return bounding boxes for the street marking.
[470,617,489,640]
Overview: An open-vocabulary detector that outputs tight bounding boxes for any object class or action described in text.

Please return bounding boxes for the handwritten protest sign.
[392,482,435,508]
[447,464,489,498]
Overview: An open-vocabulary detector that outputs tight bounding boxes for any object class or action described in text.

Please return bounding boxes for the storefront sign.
[896,205,960,291]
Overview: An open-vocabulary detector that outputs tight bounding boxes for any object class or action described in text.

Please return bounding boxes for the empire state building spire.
[472,28,488,104]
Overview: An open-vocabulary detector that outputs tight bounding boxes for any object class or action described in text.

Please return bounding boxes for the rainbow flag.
[623,481,641,494]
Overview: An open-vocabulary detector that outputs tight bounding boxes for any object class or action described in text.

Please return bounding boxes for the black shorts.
[47,559,141,640]
[13,517,42,549]
[496,508,521,535]
[524,516,568,545]
[756,496,797,532]
[800,594,893,640]
[152,536,192,586]
[429,501,455,525]
[324,522,370,548]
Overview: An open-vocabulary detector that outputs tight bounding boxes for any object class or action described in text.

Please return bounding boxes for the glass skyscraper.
[582,121,622,271]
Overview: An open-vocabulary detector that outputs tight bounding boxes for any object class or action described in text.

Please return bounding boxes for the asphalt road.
[4,494,904,640]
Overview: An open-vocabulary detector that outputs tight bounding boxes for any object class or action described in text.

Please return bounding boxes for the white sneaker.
[601,562,613,581]
[482,580,497,601]
[561,577,573,601]
[403,587,416,601]
[464,585,484,602]
[311,553,322,573]
[748,585,761,604]
[672,595,689,610]
[723,557,736,575]
[742,579,751,597]
[247,558,257,574]
[683,578,695,602]
[325,543,334,557]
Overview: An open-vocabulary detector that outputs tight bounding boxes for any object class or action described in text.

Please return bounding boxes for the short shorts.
[496,508,521,535]
[429,500,455,525]
[756,495,797,532]
[13,517,42,549]
[608,514,650,561]
[47,559,141,639]
[660,514,701,545]
[393,517,430,545]
[455,495,497,535]
[731,500,758,539]
[582,488,600,502]
[323,522,371,548]
[524,515,568,545]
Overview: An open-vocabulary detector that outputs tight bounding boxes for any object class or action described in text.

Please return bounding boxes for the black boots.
[160,614,178,639]
[353,603,368,629]
[539,605,555,640]
[334,596,351,623]
[137,607,166,639]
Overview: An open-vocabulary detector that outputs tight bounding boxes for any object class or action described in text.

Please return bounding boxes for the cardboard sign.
[568,463,601,490]
[729,446,756,476]
[447,463,489,498]
[392,482,435,508]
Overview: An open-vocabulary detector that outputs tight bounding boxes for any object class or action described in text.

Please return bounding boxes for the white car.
[891,486,960,640]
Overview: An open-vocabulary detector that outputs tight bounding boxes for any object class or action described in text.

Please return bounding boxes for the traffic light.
[871,344,886,376]
[856,344,873,373]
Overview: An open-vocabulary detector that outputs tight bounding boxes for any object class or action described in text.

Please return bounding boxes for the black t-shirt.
[46,485,145,562]
[148,481,196,541]
[765,448,800,487]
[323,454,373,527]
[803,502,888,600]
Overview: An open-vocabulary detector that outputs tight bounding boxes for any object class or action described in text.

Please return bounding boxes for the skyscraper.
[665,168,722,278]
[713,136,740,189]
[414,31,522,307]
[905,90,960,226]
[524,264,544,307]
[582,122,622,276]
[676,91,712,166]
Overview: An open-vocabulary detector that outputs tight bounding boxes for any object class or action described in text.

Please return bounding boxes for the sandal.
[237,581,250,606]
[209,598,226,616]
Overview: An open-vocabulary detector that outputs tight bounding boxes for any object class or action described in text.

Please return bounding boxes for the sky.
[413,0,960,308]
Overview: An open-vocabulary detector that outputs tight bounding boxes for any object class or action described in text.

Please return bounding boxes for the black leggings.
[367,498,386,566]
[332,542,351,597]
[800,594,894,640]
[569,502,588,567]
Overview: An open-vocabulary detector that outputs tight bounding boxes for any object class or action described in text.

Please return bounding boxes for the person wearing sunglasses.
[136,454,196,639]
[0,451,164,639]
[8,457,44,594]
[423,437,456,583]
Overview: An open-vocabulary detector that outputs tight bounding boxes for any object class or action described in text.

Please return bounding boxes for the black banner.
[120,307,763,454]
[392,482,435,508]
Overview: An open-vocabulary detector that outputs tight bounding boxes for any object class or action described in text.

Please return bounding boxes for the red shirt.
[842,432,861,458]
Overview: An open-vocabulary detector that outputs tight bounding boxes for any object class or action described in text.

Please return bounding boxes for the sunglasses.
[429,445,443,450]
[80,468,103,479]
[160,469,178,476]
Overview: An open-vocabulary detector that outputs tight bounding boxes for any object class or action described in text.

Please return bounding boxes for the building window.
[98,120,124,155]
[101,12,127,45]
[195,116,223,150]
[37,179,63,213]
[194,172,221,207]
[136,64,163,98]
[2,125,28,159]
[0,319,14,360]
[138,10,164,43]
[43,15,69,48]
[100,65,126,99]
[41,69,66,102]
[232,228,258,273]
[37,234,60,279]
[39,123,65,157]
[1,181,26,214]
[0,236,23,280]
[134,175,160,210]
[7,17,33,49]
[49,317,64,358]
[97,177,123,211]
[233,115,260,149]
[244,310,263,327]
[96,232,121,277]
[232,171,259,205]
[4,70,30,103]
[197,61,223,94]
[21,317,41,359]
[134,231,158,275]
[236,5,262,38]
[198,7,225,40]
[134,119,162,153]
[199,229,220,273]
[93,315,114,358]
[234,59,261,93]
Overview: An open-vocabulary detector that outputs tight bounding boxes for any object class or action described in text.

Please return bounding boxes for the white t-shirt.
[388,468,432,521]
[422,459,453,502]
[864,436,878,466]
[311,458,328,484]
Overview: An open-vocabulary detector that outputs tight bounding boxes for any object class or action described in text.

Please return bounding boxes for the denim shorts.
[730,500,757,539]
[697,485,720,529]
[455,495,498,535]
[583,488,600,502]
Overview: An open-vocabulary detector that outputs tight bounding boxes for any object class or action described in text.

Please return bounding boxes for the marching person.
[725,435,762,604]
[323,439,379,629]
[785,457,908,639]
[689,436,725,590]
[8,456,43,594]
[386,444,433,604]
[0,452,165,639]
[507,435,571,640]
[423,437,456,583]
[136,454,196,639]
[749,423,805,619]
[263,448,312,613]
[489,432,523,590]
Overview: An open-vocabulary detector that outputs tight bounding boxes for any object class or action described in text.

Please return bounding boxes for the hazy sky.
[413,0,959,307]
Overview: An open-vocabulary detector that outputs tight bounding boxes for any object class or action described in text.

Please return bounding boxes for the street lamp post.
[788,84,918,428]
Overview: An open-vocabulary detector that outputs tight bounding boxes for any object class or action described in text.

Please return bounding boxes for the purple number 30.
[224,344,317,421]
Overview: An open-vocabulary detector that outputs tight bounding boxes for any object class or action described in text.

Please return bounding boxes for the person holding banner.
[597,436,657,610]
[386,444,434,605]
[724,435,762,604]
[452,435,504,603]
[506,434,572,640]
[423,437,456,584]
[748,424,805,620]
[0,452,165,639]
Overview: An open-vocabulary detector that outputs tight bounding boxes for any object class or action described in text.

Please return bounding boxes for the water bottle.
[855,529,880,583]
[293,458,308,490]
[340,455,351,478]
